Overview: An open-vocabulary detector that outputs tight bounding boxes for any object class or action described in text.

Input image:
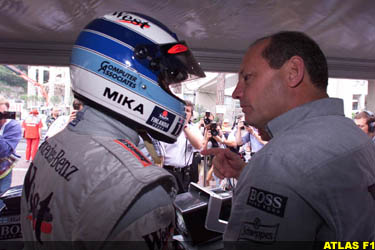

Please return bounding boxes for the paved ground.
[11,159,28,187]
[10,138,34,187]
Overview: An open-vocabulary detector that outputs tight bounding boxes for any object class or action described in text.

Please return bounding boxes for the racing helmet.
[70,12,205,143]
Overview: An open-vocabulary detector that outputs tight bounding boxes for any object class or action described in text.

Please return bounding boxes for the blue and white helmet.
[70,12,205,143]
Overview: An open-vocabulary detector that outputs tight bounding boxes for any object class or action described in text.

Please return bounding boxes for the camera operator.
[235,119,267,160]
[202,121,223,150]
[0,95,22,207]
[160,100,203,194]
[46,107,61,129]
[202,120,224,187]
[200,112,236,147]
[197,111,214,136]
[203,121,240,189]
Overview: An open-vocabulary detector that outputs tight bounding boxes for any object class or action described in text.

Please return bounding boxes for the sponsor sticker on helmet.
[103,12,176,44]
[112,12,151,29]
[103,87,144,115]
[98,61,137,89]
[146,106,176,132]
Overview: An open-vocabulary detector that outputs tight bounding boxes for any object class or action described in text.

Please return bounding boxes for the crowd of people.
[0,10,373,249]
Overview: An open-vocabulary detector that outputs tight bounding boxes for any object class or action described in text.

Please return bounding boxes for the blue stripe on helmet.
[83,18,154,48]
[75,31,157,82]
[71,47,183,114]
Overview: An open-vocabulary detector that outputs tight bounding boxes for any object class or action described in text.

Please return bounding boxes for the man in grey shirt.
[202,31,375,245]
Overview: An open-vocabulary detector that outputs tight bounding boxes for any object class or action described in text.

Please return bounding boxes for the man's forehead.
[240,39,269,71]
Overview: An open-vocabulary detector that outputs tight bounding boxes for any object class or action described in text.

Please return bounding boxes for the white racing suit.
[20,106,177,249]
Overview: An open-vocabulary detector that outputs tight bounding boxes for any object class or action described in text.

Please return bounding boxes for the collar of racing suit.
[67,105,140,146]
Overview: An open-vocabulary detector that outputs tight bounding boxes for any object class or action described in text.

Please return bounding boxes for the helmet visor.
[158,41,206,85]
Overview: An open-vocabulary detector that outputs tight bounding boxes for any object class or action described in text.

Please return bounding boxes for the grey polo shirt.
[224,98,375,242]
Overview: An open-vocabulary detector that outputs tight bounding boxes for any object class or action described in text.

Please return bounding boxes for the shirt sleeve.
[188,123,204,141]
[0,120,22,158]
[241,131,250,144]
[159,142,166,158]
[228,130,236,141]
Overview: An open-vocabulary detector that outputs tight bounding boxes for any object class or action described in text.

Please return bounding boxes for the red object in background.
[22,114,42,161]
[5,65,49,106]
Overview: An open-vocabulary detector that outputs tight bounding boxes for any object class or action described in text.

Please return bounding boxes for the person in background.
[45,106,61,128]
[354,110,375,143]
[197,111,215,136]
[202,31,375,243]
[0,95,22,207]
[160,100,203,194]
[235,119,267,159]
[221,119,232,138]
[202,121,225,187]
[45,99,84,139]
[22,109,42,162]
[20,11,205,247]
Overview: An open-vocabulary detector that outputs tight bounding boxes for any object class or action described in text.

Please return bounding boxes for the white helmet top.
[70,11,205,143]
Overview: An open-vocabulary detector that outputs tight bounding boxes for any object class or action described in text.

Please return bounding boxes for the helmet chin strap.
[138,130,161,165]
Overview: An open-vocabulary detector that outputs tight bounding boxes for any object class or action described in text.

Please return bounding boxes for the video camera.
[239,120,250,130]
[209,122,219,137]
[173,182,232,247]
[0,112,16,120]
[72,102,81,111]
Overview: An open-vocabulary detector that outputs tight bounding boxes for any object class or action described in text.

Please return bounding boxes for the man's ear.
[285,56,304,88]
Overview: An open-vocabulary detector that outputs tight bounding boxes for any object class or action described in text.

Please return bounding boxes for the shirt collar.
[266,98,344,138]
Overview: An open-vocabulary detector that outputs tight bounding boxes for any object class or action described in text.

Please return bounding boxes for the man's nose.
[232,82,242,99]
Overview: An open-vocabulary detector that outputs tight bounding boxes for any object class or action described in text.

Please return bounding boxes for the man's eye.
[243,74,252,81]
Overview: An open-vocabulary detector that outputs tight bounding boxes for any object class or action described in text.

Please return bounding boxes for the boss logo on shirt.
[238,217,279,243]
[247,187,288,217]
[0,215,22,240]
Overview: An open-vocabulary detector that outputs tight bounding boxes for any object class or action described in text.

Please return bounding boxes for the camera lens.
[210,123,218,136]
[204,117,211,125]
[73,103,80,110]
[211,129,218,136]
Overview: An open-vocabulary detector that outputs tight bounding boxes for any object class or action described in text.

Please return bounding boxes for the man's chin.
[244,117,255,127]
[244,115,261,129]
